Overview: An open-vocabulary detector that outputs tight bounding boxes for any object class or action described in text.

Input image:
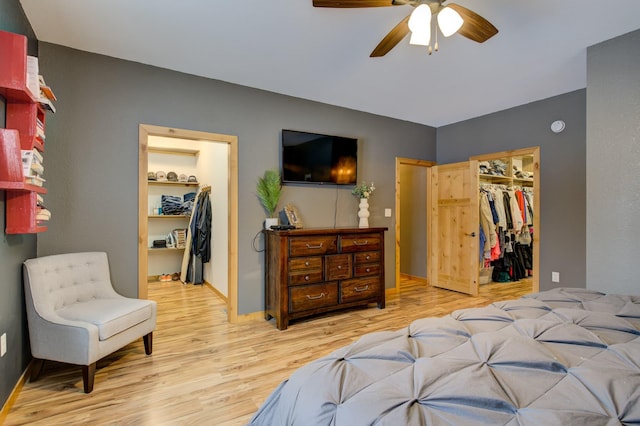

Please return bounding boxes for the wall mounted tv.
[281,129,358,185]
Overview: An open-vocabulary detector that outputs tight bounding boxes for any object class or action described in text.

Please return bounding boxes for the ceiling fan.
[312,0,498,57]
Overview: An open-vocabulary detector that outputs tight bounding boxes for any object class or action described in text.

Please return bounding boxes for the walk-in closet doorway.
[138,124,239,323]
[395,158,435,292]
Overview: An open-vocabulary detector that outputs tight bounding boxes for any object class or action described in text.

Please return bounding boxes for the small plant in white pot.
[257,169,282,229]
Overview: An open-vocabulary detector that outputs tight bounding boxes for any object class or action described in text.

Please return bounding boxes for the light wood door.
[428,161,479,295]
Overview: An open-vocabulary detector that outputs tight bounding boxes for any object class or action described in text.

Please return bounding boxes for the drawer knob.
[365,255,371,260]
[304,275,310,281]
[354,285,369,292]
[306,243,324,249]
[352,240,368,246]
[305,261,310,266]
[337,265,342,269]
[306,292,326,300]
[366,268,370,272]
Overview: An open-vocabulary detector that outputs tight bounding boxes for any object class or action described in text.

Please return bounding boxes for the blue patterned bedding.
[249,288,640,425]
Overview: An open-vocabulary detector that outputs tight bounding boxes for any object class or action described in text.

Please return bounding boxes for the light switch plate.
[1,333,6,357]
[552,272,560,283]
[384,208,392,217]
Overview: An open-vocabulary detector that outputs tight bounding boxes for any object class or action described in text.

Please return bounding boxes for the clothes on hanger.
[181,185,212,285]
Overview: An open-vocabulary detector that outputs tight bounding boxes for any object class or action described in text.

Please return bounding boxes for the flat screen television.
[281,129,358,185]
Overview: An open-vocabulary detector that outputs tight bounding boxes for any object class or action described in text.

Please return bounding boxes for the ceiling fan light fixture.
[408,4,431,46]
[437,6,463,37]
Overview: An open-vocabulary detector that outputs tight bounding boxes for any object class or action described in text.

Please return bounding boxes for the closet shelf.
[148,147,199,156]
[148,215,190,219]
[148,247,186,252]
[479,174,511,182]
[148,181,199,187]
[513,177,534,185]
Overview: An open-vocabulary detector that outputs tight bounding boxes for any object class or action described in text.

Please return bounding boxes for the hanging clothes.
[479,191,497,258]
[180,186,212,285]
[480,183,535,283]
[507,189,524,233]
[523,189,534,226]
[489,187,507,229]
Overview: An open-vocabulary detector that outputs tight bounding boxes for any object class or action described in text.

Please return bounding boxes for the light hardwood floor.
[4,278,532,425]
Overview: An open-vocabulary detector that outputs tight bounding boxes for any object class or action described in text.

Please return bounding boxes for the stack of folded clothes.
[479,159,508,176]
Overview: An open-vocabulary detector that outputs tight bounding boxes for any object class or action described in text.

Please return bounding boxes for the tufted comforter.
[249,288,640,425]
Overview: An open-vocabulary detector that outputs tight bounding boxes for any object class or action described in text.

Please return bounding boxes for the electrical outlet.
[1,333,6,357]
[552,272,560,283]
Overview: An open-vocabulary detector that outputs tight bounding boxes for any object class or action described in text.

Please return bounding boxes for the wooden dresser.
[264,227,387,330]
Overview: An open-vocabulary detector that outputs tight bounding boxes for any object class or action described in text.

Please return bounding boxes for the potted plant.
[257,169,283,229]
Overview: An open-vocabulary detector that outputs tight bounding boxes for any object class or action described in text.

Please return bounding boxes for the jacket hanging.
[181,186,212,284]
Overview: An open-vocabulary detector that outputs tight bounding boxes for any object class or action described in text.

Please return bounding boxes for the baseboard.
[0,359,33,423]
[236,311,266,322]
[400,273,428,284]
[203,281,228,303]
[385,287,398,296]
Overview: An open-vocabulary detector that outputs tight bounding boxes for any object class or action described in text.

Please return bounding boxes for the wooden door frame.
[138,124,239,323]
[394,157,436,293]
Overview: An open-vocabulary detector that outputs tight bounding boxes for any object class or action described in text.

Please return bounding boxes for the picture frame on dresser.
[283,203,303,228]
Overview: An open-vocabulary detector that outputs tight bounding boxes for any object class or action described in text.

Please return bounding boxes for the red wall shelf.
[0,128,23,187]
[1,30,51,234]
[0,29,36,103]
[5,191,48,234]
[7,102,46,150]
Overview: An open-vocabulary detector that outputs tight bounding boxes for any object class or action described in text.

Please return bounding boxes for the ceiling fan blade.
[370,15,411,57]
[446,3,498,43]
[313,0,395,7]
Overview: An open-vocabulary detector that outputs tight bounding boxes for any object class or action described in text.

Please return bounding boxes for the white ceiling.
[19,0,640,127]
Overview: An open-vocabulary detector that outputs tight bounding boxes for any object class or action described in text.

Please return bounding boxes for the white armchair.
[23,252,157,393]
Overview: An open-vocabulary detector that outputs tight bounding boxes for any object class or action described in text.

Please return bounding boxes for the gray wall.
[437,90,587,291]
[36,43,436,313]
[0,0,38,409]
[586,29,640,294]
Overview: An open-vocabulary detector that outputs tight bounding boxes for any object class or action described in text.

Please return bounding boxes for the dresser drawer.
[341,234,381,253]
[289,256,322,271]
[354,251,380,264]
[289,270,323,286]
[354,263,380,277]
[325,254,352,280]
[340,277,380,303]
[290,282,338,313]
[289,236,338,257]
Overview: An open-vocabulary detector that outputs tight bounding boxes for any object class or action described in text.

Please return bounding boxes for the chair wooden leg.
[82,362,96,393]
[143,332,153,355]
[29,358,45,382]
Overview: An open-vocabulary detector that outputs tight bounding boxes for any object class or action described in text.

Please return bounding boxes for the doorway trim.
[395,157,436,293]
[138,124,239,323]
[470,146,540,293]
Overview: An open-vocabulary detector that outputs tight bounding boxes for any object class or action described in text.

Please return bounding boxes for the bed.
[249,288,640,425]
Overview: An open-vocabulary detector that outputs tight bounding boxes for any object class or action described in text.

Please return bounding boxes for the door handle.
[466,232,476,237]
